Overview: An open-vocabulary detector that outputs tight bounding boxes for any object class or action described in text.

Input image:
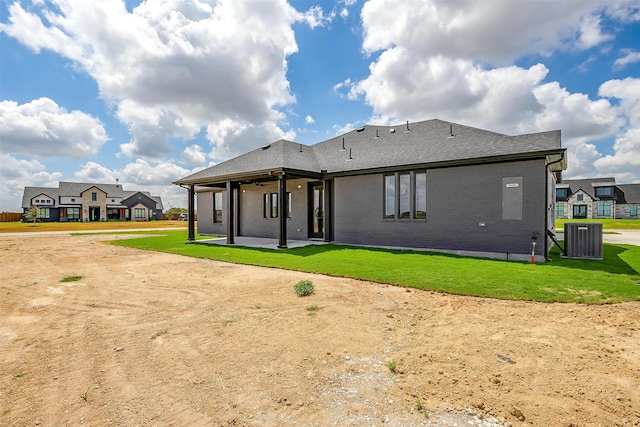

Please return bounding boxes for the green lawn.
[108,231,640,304]
[555,218,640,231]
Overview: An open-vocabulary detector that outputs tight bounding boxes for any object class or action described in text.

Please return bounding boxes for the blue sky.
[1,0,639,211]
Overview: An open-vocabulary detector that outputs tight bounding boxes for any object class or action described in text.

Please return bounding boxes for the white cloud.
[118,159,196,209]
[0,154,62,211]
[206,118,296,160]
[0,98,108,158]
[298,5,333,29]
[576,13,612,49]
[353,55,552,133]
[605,2,640,23]
[360,0,614,65]
[181,144,206,165]
[614,49,640,70]
[332,122,357,136]
[294,0,361,28]
[74,162,118,183]
[525,82,621,142]
[120,159,189,185]
[594,78,640,180]
[333,78,353,99]
[562,141,605,179]
[305,115,315,124]
[1,0,300,160]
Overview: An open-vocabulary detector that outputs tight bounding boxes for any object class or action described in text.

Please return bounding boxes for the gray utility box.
[564,223,603,260]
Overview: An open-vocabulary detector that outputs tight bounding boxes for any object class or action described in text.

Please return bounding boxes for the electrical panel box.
[564,223,603,260]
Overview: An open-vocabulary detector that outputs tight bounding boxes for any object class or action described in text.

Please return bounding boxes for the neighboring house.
[555,178,640,219]
[174,119,566,261]
[21,182,164,222]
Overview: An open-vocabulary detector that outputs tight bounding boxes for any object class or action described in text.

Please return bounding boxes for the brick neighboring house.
[174,119,567,261]
[555,178,640,219]
[21,182,164,222]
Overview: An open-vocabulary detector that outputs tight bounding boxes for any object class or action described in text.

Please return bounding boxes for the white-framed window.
[67,207,80,220]
[38,208,50,219]
[596,201,611,216]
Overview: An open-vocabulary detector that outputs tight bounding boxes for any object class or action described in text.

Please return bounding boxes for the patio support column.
[187,185,195,242]
[226,181,235,244]
[323,179,332,242]
[277,173,287,248]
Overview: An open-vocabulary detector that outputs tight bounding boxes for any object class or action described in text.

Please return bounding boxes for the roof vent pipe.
[299,143,303,153]
[448,124,454,138]
[375,129,379,138]
[346,148,353,161]
[405,120,410,132]
[341,137,346,151]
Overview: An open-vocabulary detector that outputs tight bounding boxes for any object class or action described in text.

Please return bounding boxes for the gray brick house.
[174,119,566,261]
[21,182,163,222]
[555,178,640,219]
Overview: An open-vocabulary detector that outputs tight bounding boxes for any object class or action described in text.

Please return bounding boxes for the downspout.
[544,153,566,261]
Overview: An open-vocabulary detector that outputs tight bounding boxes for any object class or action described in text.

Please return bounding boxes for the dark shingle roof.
[617,184,640,203]
[122,191,164,210]
[21,187,59,208]
[180,139,321,183]
[58,181,128,197]
[558,178,616,199]
[175,119,564,185]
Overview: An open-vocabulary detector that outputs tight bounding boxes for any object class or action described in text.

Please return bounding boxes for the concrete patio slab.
[197,236,329,250]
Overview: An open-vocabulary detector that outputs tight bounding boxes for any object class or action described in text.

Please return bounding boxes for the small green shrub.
[415,397,428,417]
[306,305,323,315]
[60,275,83,283]
[80,385,90,401]
[387,359,397,373]
[294,280,314,297]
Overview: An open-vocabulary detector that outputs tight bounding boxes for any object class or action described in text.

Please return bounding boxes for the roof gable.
[80,185,107,196]
[122,191,161,209]
[570,189,594,202]
[21,187,59,208]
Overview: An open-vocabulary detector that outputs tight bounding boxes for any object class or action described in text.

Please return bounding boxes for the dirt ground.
[1,234,639,427]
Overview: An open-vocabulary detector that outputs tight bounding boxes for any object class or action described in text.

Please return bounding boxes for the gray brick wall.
[333,159,548,256]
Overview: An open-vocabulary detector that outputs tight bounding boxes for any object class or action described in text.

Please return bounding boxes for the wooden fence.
[0,212,23,222]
